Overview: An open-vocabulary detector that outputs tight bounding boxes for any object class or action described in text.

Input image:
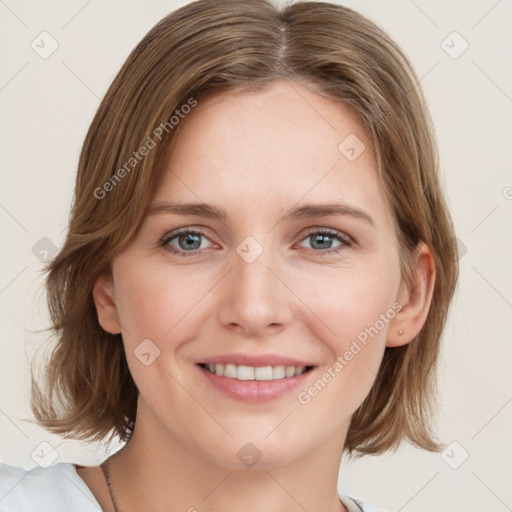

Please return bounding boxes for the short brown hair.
[30,0,459,457]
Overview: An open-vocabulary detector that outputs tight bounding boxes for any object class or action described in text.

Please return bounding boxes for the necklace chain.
[99,456,348,512]
[100,459,121,512]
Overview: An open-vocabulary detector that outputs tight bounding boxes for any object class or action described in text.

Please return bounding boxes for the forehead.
[153,80,393,230]
[168,80,370,165]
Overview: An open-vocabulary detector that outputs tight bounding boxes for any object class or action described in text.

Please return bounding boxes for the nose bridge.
[218,234,293,334]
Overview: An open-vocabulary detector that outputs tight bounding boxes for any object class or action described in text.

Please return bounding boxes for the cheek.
[110,258,219,402]
[112,256,211,343]
[304,258,400,344]
[296,259,400,406]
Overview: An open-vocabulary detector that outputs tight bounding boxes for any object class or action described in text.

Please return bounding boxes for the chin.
[208,448,303,471]
[195,432,314,471]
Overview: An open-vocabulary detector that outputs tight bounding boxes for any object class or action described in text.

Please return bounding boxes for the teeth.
[215,364,224,377]
[255,366,273,381]
[285,366,296,378]
[224,364,237,378]
[203,363,309,380]
[237,365,254,380]
[272,365,285,379]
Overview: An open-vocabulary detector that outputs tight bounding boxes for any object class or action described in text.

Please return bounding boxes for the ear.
[387,241,436,347]
[92,271,122,334]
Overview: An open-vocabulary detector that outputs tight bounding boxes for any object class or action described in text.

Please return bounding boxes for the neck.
[107,402,348,512]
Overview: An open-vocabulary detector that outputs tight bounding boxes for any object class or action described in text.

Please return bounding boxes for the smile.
[199,363,313,381]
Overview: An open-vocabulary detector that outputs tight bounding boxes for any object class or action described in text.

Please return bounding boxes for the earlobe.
[387,242,436,348]
[92,272,122,334]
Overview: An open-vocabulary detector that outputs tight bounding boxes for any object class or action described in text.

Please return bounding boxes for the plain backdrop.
[1,1,511,511]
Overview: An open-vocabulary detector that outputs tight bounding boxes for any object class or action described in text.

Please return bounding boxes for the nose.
[217,239,294,337]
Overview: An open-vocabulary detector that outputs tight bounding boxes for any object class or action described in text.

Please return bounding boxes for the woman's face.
[97,80,409,468]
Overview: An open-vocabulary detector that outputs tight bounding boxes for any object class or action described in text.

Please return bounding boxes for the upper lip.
[198,353,315,367]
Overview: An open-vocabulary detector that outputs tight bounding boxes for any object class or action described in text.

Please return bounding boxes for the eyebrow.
[147,201,374,225]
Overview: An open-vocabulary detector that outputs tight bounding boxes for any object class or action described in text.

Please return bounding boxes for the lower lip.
[198,365,314,404]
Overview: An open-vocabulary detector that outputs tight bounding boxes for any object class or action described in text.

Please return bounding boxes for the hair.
[30,0,459,458]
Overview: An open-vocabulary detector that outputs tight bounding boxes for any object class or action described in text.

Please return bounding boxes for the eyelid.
[295,227,354,253]
[159,227,212,253]
[300,227,353,244]
[159,225,354,256]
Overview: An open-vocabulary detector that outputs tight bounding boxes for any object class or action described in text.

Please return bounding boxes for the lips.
[196,354,316,403]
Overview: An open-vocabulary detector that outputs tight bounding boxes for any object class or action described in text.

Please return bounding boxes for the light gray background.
[1,1,511,511]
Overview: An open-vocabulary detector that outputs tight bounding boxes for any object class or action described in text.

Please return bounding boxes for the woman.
[0,1,458,510]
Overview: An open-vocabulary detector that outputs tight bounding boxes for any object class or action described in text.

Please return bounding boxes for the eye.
[297,228,353,254]
[159,228,213,257]
[159,227,353,257]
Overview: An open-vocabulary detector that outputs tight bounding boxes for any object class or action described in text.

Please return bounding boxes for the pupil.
[314,234,331,249]
[182,233,200,249]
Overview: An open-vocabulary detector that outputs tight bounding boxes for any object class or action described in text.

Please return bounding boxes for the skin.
[81,79,435,512]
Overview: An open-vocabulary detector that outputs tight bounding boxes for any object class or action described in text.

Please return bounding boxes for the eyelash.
[158,227,353,257]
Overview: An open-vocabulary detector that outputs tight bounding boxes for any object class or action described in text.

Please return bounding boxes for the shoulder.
[340,493,393,512]
[0,461,101,511]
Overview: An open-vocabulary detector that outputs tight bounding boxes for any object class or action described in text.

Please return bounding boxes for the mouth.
[196,360,315,403]
[198,362,314,381]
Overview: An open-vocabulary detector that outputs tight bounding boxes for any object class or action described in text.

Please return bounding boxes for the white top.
[0,462,389,511]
